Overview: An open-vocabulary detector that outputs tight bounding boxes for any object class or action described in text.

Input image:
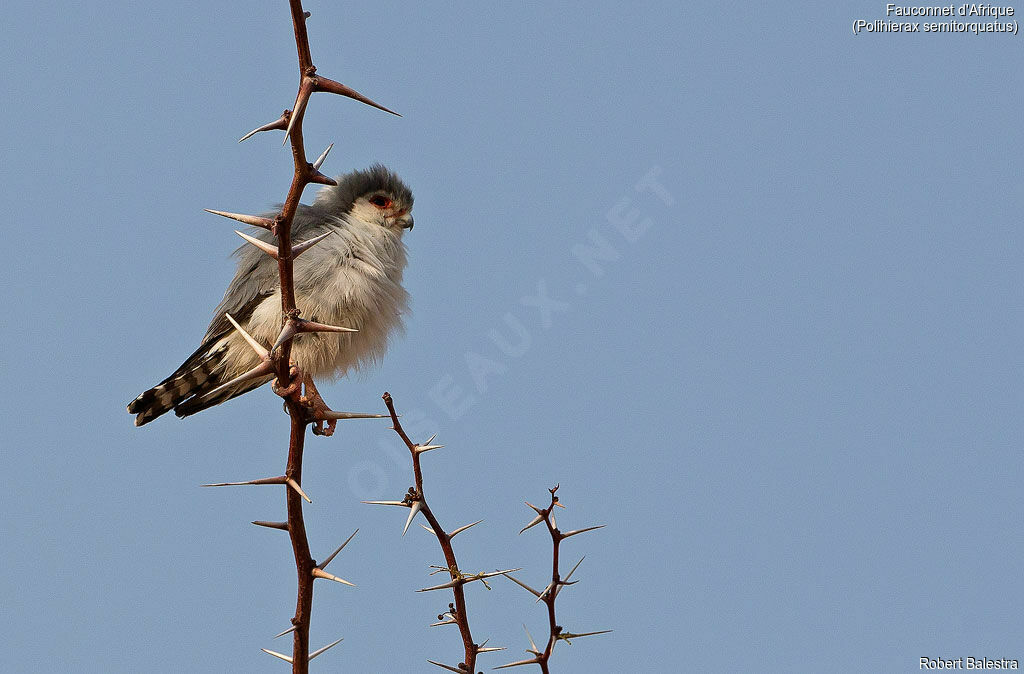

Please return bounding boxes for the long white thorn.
[448,519,483,539]
[418,577,461,592]
[238,127,262,143]
[274,625,298,639]
[523,624,539,654]
[426,660,464,673]
[312,567,356,586]
[225,313,269,358]
[201,476,284,488]
[283,78,312,144]
[555,556,586,598]
[286,478,312,503]
[559,629,613,643]
[238,114,287,143]
[312,143,333,170]
[502,573,542,597]
[299,319,359,334]
[271,321,298,352]
[193,360,273,402]
[525,501,546,515]
[495,656,542,669]
[480,568,522,579]
[564,556,587,582]
[308,637,343,660]
[321,411,387,420]
[233,229,279,259]
[204,208,274,229]
[559,524,605,540]
[318,529,358,570]
[477,645,507,653]
[261,649,293,663]
[519,513,544,535]
[403,500,422,536]
[291,230,333,258]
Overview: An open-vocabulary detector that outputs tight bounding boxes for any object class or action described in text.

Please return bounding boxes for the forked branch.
[499,487,610,672]
[373,392,512,673]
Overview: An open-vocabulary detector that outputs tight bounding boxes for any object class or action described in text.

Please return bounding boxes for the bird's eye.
[369,195,392,209]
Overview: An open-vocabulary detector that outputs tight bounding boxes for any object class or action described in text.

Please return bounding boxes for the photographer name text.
[921,657,1019,670]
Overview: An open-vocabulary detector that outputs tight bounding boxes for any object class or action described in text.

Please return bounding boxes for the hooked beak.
[401,215,414,230]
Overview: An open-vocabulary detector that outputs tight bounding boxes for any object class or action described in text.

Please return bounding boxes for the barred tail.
[127,343,228,426]
[172,368,271,419]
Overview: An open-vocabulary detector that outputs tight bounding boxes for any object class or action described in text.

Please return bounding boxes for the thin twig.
[382,392,482,673]
[499,487,609,672]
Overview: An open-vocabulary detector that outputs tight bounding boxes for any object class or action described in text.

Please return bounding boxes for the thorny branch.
[194,4,609,671]
[498,487,610,672]
[375,393,511,674]
[202,2,397,671]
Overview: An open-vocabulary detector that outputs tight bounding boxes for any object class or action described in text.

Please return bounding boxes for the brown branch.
[537,488,564,674]
[283,408,314,673]
[211,2,400,671]
[272,7,318,673]
[499,487,609,672]
[288,3,314,74]
[382,392,488,674]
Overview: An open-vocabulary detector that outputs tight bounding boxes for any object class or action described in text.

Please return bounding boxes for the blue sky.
[2,1,1022,672]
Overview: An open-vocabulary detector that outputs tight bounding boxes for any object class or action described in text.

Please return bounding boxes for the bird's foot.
[272,363,303,398]
[301,374,337,437]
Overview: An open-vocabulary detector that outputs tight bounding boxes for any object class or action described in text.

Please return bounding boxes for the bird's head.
[315,163,414,232]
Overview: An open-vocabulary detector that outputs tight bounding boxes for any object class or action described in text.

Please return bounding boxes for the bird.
[128,164,414,427]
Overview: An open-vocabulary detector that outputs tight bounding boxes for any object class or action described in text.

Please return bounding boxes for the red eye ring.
[369,195,393,209]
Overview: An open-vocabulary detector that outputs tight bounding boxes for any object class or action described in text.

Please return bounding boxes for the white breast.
[238,215,409,380]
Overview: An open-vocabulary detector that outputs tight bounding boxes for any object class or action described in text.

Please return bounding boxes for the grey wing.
[204,203,335,340]
[205,226,280,341]
[129,249,277,426]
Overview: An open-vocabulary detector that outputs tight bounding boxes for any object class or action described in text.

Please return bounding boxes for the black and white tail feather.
[128,165,414,427]
[127,341,257,425]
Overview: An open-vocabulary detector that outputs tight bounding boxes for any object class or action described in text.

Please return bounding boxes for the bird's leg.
[271,361,304,398]
[301,374,337,437]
